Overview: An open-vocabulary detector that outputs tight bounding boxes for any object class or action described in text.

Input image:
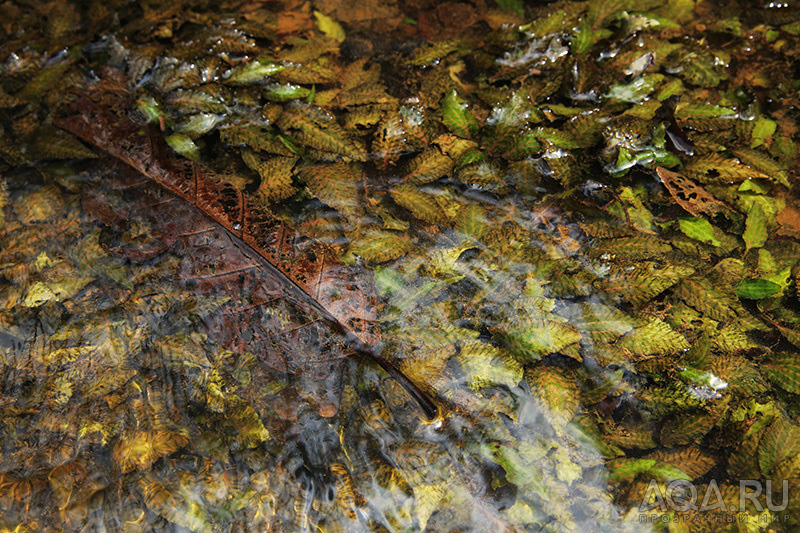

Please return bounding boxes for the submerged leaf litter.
[2,0,800,531]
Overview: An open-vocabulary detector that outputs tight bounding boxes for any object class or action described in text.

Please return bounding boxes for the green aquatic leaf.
[678,216,721,247]
[674,104,737,120]
[597,262,695,306]
[751,116,777,148]
[734,279,782,299]
[263,83,312,102]
[660,411,717,447]
[526,365,580,428]
[607,458,658,482]
[495,321,582,362]
[732,148,790,187]
[32,127,99,160]
[441,90,478,139]
[743,200,768,251]
[502,131,542,160]
[277,106,365,159]
[174,113,222,138]
[165,133,201,161]
[644,447,718,480]
[23,276,94,307]
[758,418,800,476]
[223,59,284,85]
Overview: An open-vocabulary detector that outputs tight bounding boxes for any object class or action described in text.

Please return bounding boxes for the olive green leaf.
[348,229,413,264]
[390,185,449,225]
[441,90,478,139]
[403,148,455,184]
[734,279,782,299]
[616,317,689,357]
[241,149,298,202]
[764,353,800,395]
[165,133,201,161]
[678,216,721,247]
[743,200,768,251]
[223,59,284,85]
[732,148,790,187]
[263,83,312,102]
[297,163,360,221]
[458,341,522,391]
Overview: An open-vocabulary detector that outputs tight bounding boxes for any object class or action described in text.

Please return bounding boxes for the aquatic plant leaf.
[220,123,294,156]
[684,153,768,184]
[734,279,782,299]
[22,275,94,307]
[607,459,665,482]
[743,198,768,251]
[453,204,489,239]
[526,366,580,428]
[277,106,365,159]
[223,59,284,85]
[616,317,689,357]
[263,83,311,102]
[566,302,633,343]
[31,126,99,160]
[275,63,337,85]
[348,230,413,264]
[372,111,406,170]
[605,426,658,451]
[168,89,229,114]
[441,90,478,139]
[593,235,672,260]
[678,216,720,246]
[165,133,201,161]
[114,430,191,474]
[502,131,542,160]
[390,185,449,225]
[241,149,298,202]
[495,0,525,17]
[139,473,212,532]
[764,354,800,395]
[494,321,581,361]
[457,341,522,391]
[297,163,360,221]
[402,148,455,184]
[660,411,717,447]
[643,447,717,480]
[758,418,800,476]
[732,148,790,187]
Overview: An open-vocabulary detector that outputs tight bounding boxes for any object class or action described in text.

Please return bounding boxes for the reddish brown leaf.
[54,79,438,419]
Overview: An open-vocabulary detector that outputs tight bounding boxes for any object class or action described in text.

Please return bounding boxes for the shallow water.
[2,0,800,531]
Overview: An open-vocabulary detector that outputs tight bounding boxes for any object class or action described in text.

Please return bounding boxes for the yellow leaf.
[313,11,345,42]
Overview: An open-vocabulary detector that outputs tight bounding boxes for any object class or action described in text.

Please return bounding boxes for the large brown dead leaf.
[655,167,731,218]
[54,80,437,419]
